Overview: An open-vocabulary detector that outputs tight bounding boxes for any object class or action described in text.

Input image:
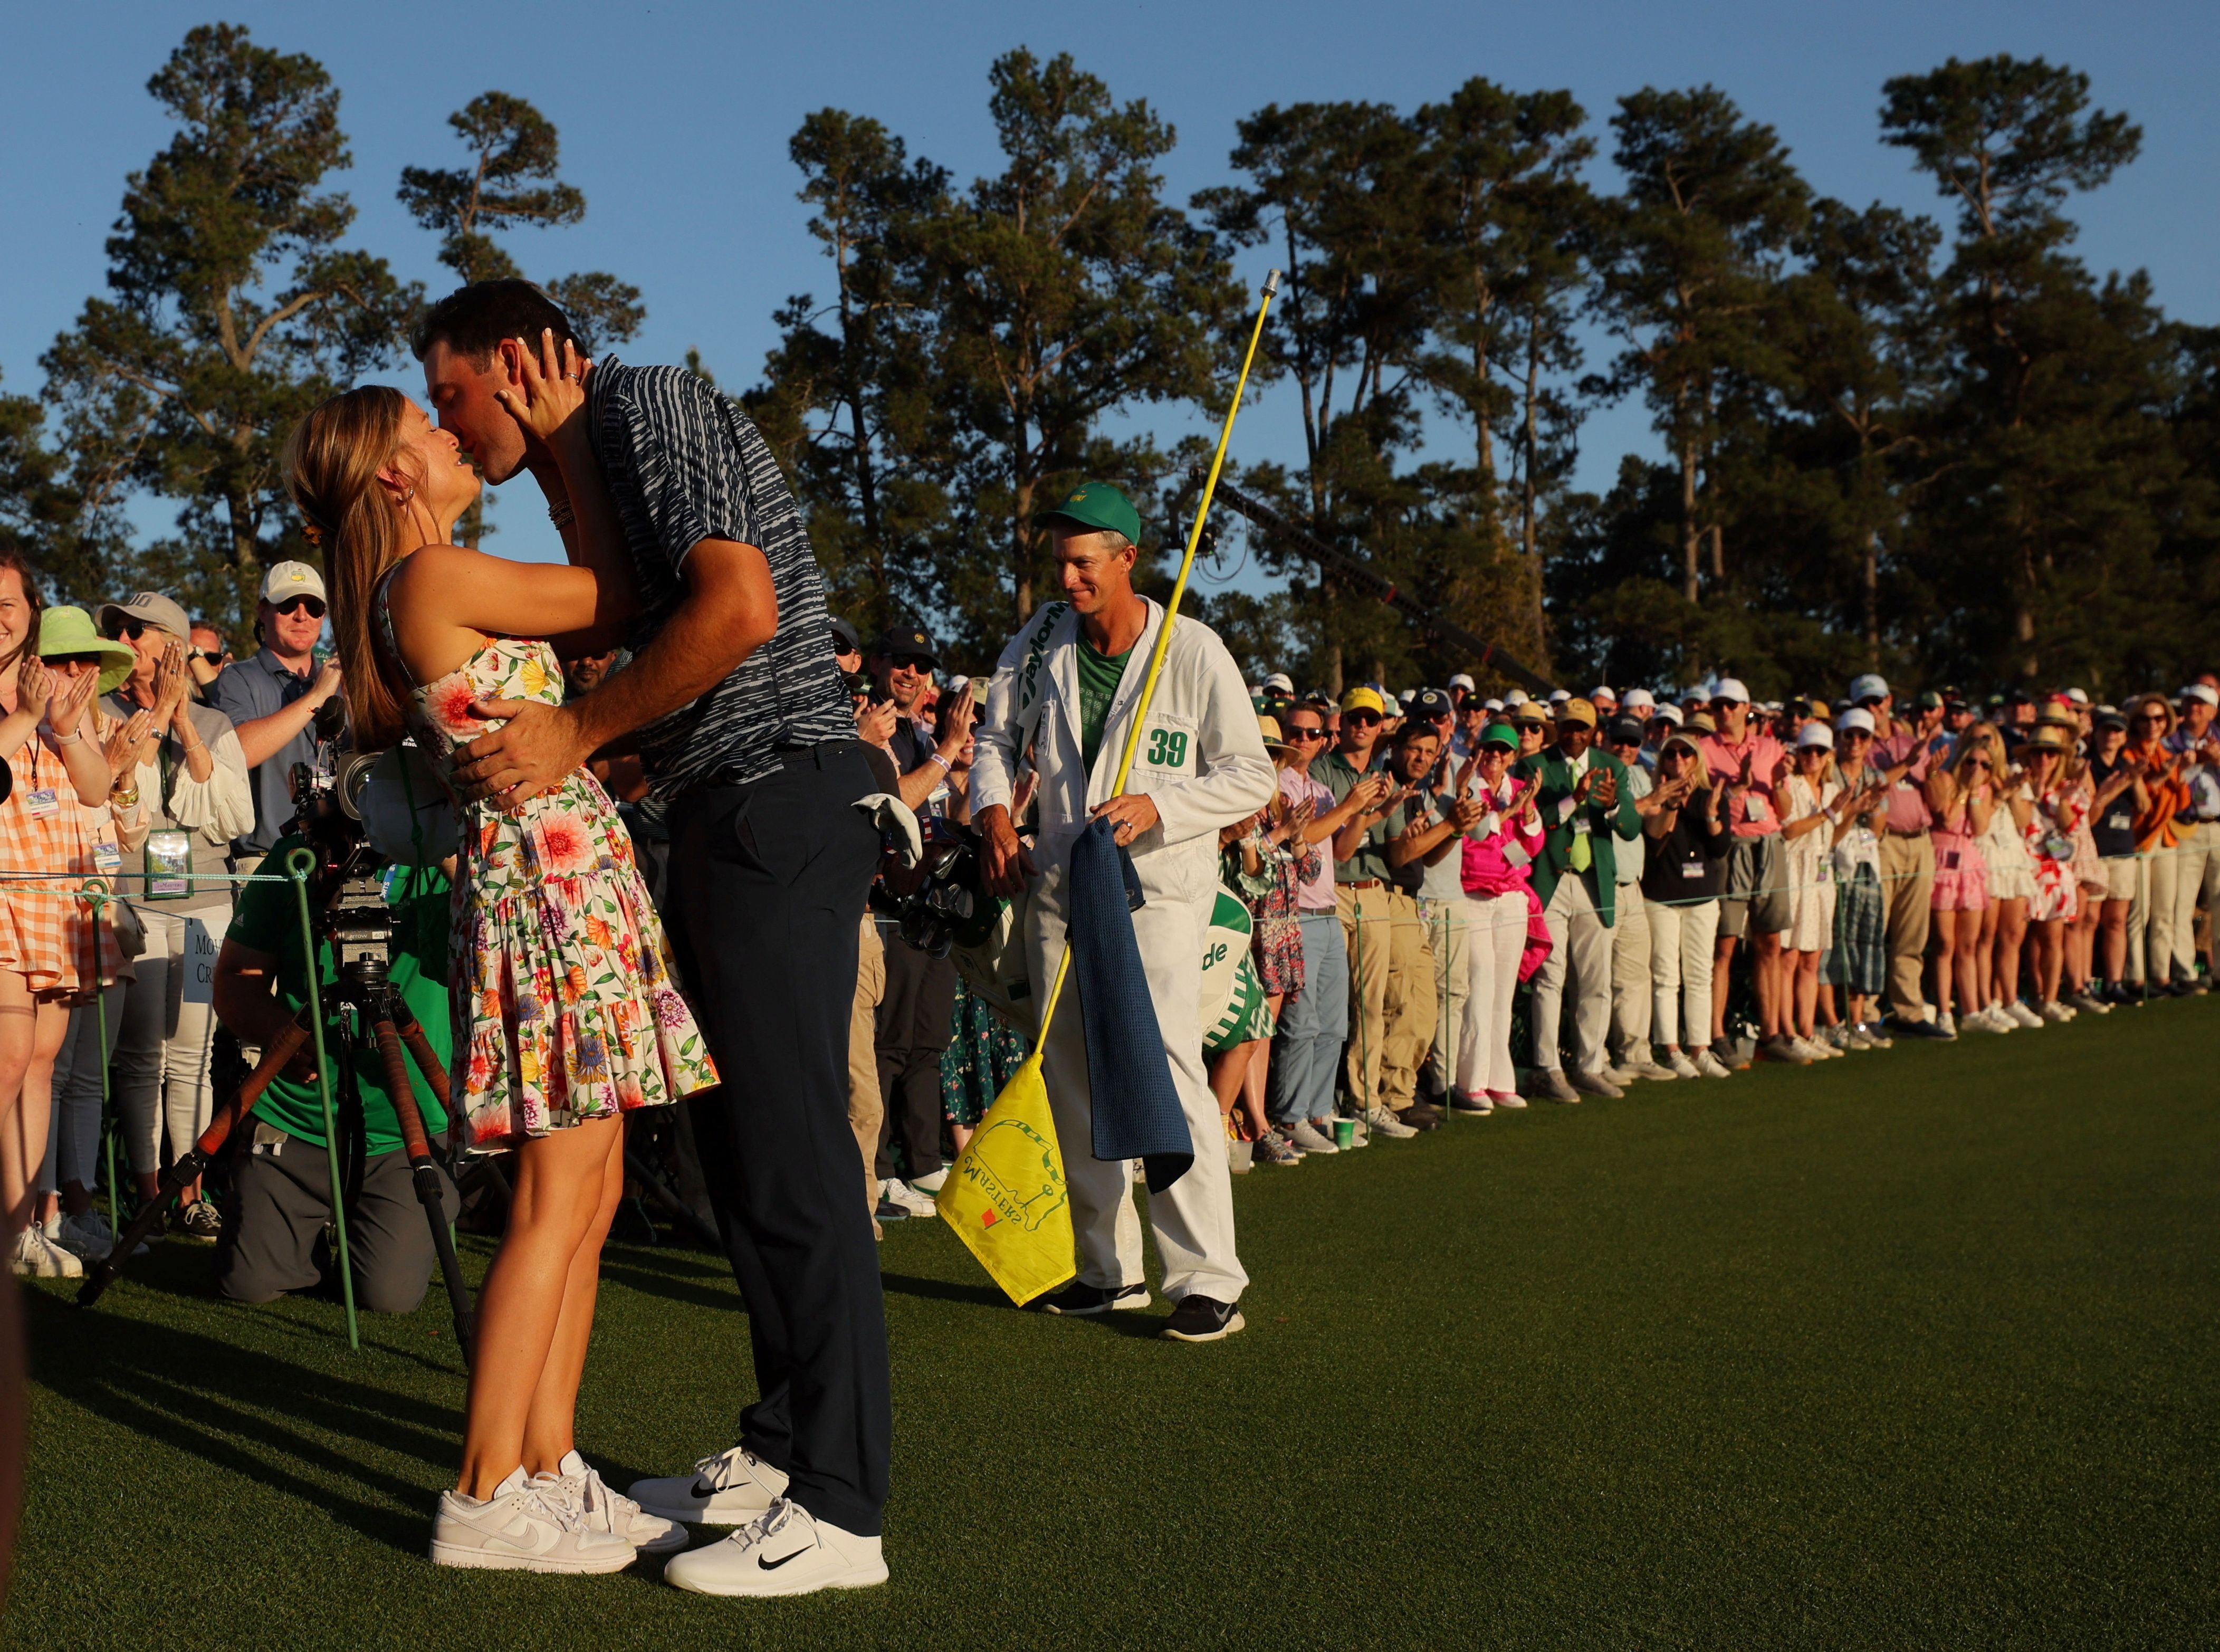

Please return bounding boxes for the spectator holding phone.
[1926,731,1999,1037]
[2084,711,2146,1002]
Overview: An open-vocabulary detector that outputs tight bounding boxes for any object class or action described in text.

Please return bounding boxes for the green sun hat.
[1039,481,1143,546]
[1480,721,1519,750]
[39,606,138,694]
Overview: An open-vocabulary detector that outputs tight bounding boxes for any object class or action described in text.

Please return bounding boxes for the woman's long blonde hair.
[282,386,414,751]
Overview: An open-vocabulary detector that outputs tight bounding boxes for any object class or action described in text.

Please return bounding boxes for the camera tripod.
[79,952,476,1367]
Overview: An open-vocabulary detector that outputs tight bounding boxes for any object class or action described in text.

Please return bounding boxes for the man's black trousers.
[874,935,955,1181]
[666,745,889,1538]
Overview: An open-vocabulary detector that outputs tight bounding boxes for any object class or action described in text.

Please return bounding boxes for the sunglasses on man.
[273,596,326,619]
[1343,710,1381,728]
[1286,725,1328,741]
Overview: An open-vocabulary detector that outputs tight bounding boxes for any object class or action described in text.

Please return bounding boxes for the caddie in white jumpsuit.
[973,482,1276,1342]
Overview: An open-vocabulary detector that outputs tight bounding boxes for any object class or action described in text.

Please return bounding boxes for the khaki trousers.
[1338,884,1394,1110]
[1880,832,1934,1021]
[1418,896,1471,1095]
[1380,891,1439,1111]
[848,914,885,1216]
[1609,884,1653,1059]
[2168,820,2220,980]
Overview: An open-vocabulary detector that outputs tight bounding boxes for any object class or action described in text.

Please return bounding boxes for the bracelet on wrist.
[548,497,577,532]
[50,728,81,746]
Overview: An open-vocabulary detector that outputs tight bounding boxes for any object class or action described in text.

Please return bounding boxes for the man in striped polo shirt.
[419,280,889,1597]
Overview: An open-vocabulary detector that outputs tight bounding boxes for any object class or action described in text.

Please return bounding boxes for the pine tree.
[741,110,950,639]
[399,91,644,353]
[38,24,421,635]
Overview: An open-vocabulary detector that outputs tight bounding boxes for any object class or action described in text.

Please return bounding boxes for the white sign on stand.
[181,917,219,1006]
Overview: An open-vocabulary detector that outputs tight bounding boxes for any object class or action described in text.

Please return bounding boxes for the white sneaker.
[1361,1105,1418,1139]
[54,1209,116,1263]
[630,1444,792,1526]
[1289,1120,1339,1155]
[2006,1000,2044,1029]
[1487,1090,1528,1110]
[1662,1047,1701,1079]
[881,1178,936,1218]
[536,1450,686,1554]
[11,1227,81,1278]
[2040,1000,2074,1024]
[663,1497,888,1598]
[430,1466,637,1573]
[906,1167,949,1196]
[1692,1048,1732,1079]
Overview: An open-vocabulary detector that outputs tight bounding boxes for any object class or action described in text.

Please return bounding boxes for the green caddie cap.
[1039,481,1143,546]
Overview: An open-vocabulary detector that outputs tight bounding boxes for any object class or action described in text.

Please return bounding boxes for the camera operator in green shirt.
[208,833,457,1313]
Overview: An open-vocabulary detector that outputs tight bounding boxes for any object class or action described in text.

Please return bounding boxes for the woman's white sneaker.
[536,1450,687,1554]
[630,1444,791,1526]
[429,1467,637,1572]
[663,1497,887,1597]
[11,1227,81,1278]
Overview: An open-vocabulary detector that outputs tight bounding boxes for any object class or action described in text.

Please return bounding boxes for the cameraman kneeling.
[209,832,457,1313]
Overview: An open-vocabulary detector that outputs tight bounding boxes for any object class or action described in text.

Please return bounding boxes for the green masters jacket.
[1511,744,1643,926]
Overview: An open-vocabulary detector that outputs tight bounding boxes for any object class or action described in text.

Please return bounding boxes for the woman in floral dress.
[286,340,713,1572]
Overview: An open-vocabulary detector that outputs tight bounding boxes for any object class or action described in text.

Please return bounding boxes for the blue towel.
[1068,816,1193,1192]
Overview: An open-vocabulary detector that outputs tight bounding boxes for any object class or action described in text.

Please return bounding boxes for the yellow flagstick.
[936,271,1284,1304]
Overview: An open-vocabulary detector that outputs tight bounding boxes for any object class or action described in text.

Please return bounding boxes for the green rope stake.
[286,846,359,1353]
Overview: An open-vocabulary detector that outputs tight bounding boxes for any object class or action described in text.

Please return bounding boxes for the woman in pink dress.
[285,335,715,1572]
[1926,732,1997,1038]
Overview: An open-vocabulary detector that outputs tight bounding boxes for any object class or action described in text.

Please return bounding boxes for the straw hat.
[1256,713,1294,755]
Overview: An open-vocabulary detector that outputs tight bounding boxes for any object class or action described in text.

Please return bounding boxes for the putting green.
[9,998,2216,1649]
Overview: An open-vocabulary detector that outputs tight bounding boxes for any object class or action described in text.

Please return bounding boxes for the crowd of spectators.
[5,542,2218,1272]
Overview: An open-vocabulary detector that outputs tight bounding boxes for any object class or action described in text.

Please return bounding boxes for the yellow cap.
[1339,686,1386,717]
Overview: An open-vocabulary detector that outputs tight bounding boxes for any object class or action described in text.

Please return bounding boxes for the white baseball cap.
[1548,687,1572,705]
[1711,677,1750,705]
[1835,706,1877,736]
[1264,671,1294,693]
[1483,697,1503,712]
[2066,687,2090,705]
[2180,684,2218,708]
[1848,672,1888,704]
[1505,689,1529,708]
[1797,722,1835,750]
[1622,687,1656,714]
[260,560,327,605]
[1652,702,1686,727]
[1589,684,1616,702]
[1448,672,1475,691]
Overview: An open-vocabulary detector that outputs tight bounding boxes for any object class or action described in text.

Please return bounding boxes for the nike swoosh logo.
[758,1546,810,1571]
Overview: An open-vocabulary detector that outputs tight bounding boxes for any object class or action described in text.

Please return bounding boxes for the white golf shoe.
[630,1444,791,1526]
[663,1497,887,1598]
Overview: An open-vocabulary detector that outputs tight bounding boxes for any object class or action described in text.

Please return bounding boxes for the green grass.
[8,999,2218,1650]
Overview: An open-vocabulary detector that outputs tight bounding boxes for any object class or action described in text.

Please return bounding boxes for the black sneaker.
[874,1197,910,1223]
[1898,1017,1952,1039]
[1161,1295,1245,1342]
[1038,1281,1148,1316]
[1400,1104,1442,1131]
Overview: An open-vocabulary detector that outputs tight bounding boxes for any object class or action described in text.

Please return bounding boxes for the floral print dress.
[376,573,716,1152]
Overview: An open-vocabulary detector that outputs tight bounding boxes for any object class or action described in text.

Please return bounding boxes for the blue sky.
[3,1,2213,584]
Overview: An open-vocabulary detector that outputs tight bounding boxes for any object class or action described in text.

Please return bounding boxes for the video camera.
[287,698,394,976]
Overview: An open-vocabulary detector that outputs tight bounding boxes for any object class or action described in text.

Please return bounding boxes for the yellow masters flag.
[935,1049,1074,1306]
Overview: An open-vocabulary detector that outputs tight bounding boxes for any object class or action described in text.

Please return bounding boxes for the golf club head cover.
[1069,815,1192,1192]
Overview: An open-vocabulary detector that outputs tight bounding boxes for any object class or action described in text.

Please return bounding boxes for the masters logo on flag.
[935,1051,1074,1305]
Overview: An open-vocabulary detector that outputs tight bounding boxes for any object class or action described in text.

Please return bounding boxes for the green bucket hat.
[39,606,137,694]
[1039,481,1143,546]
